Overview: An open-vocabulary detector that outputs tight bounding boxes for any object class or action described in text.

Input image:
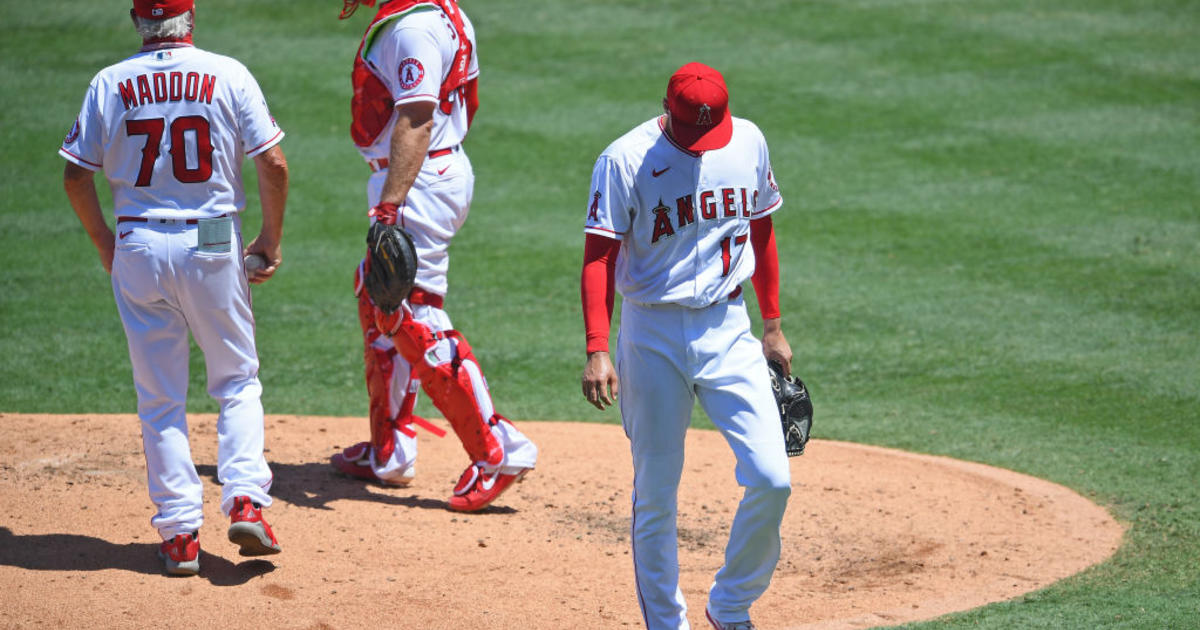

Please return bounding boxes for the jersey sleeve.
[583,155,631,240]
[58,80,105,170]
[373,19,444,107]
[236,65,284,157]
[752,131,782,217]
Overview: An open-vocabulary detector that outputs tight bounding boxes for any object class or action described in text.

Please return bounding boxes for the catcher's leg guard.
[357,267,402,465]
[379,310,503,467]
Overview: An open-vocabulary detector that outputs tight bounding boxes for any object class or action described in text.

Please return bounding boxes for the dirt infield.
[0,413,1122,630]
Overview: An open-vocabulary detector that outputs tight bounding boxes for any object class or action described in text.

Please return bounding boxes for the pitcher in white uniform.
[580,62,793,630]
[60,0,288,576]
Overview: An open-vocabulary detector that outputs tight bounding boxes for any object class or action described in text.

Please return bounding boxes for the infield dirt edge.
[0,413,1124,630]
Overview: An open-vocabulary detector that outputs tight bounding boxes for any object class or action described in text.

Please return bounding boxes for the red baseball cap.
[665,62,733,152]
[132,0,194,19]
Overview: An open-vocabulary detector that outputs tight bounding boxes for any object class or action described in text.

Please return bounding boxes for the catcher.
[331,0,537,512]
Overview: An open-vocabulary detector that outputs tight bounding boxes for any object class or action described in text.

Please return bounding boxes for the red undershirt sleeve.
[581,233,621,354]
[750,216,781,320]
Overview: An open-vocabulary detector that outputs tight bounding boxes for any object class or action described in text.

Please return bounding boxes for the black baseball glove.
[768,360,813,457]
[363,220,418,314]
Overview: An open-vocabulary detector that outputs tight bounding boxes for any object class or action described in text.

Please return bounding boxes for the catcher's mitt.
[768,360,813,457]
[363,220,418,314]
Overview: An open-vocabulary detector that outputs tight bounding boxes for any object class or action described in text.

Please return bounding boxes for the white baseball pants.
[617,296,792,630]
[111,217,272,541]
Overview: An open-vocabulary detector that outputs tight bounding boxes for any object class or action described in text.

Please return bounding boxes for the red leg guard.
[383,312,503,466]
[357,265,400,465]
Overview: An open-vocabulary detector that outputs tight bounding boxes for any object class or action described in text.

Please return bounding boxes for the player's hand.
[581,351,619,411]
[243,235,282,284]
[761,318,792,375]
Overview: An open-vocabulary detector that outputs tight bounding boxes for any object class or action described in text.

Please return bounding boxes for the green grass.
[3,0,1198,627]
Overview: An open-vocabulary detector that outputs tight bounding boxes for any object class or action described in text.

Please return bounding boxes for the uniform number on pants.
[721,233,749,276]
[126,116,214,186]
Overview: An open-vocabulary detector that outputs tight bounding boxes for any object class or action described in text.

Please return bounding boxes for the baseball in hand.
[244,253,268,274]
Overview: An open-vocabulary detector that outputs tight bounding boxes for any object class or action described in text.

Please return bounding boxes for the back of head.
[131,0,195,41]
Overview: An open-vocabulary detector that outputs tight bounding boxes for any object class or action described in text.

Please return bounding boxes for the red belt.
[367,145,459,172]
[117,213,229,225]
[408,287,444,309]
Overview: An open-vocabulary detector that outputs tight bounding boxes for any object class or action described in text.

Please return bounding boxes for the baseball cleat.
[447,463,530,512]
[330,442,416,486]
[227,496,281,556]
[158,532,200,576]
[705,607,756,630]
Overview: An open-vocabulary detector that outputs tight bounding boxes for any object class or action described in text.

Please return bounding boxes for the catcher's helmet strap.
[340,0,378,20]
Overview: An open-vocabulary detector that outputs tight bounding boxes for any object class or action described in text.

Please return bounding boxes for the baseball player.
[331,0,538,511]
[579,63,793,630]
[60,0,287,576]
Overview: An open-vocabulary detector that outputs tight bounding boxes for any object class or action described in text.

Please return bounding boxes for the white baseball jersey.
[361,6,478,294]
[357,7,478,161]
[585,115,781,308]
[59,45,283,218]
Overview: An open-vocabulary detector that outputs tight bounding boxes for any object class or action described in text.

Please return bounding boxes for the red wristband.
[369,202,399,225]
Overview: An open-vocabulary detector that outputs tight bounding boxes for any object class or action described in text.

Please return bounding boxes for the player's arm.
[750,215,793,374]
[580,233,621,410]
[245,144,289,284]
[63,161,114,274]
[378,100,435,212]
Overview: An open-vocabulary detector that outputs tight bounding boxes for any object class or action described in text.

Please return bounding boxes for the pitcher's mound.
[0,413,1121,629]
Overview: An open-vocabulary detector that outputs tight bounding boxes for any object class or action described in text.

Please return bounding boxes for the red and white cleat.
[227,496,281,556]
[448,463,530,512]
[158,532,200,576]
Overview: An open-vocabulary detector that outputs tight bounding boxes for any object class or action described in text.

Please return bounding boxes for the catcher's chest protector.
[351,0,473,147]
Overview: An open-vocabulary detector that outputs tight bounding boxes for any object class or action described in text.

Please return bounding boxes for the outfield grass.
[2,1,1197,627]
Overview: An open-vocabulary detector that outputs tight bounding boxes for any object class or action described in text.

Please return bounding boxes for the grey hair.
[133,11,194,40]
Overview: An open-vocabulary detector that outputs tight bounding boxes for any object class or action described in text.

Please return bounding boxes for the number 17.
[721,233,748,276]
